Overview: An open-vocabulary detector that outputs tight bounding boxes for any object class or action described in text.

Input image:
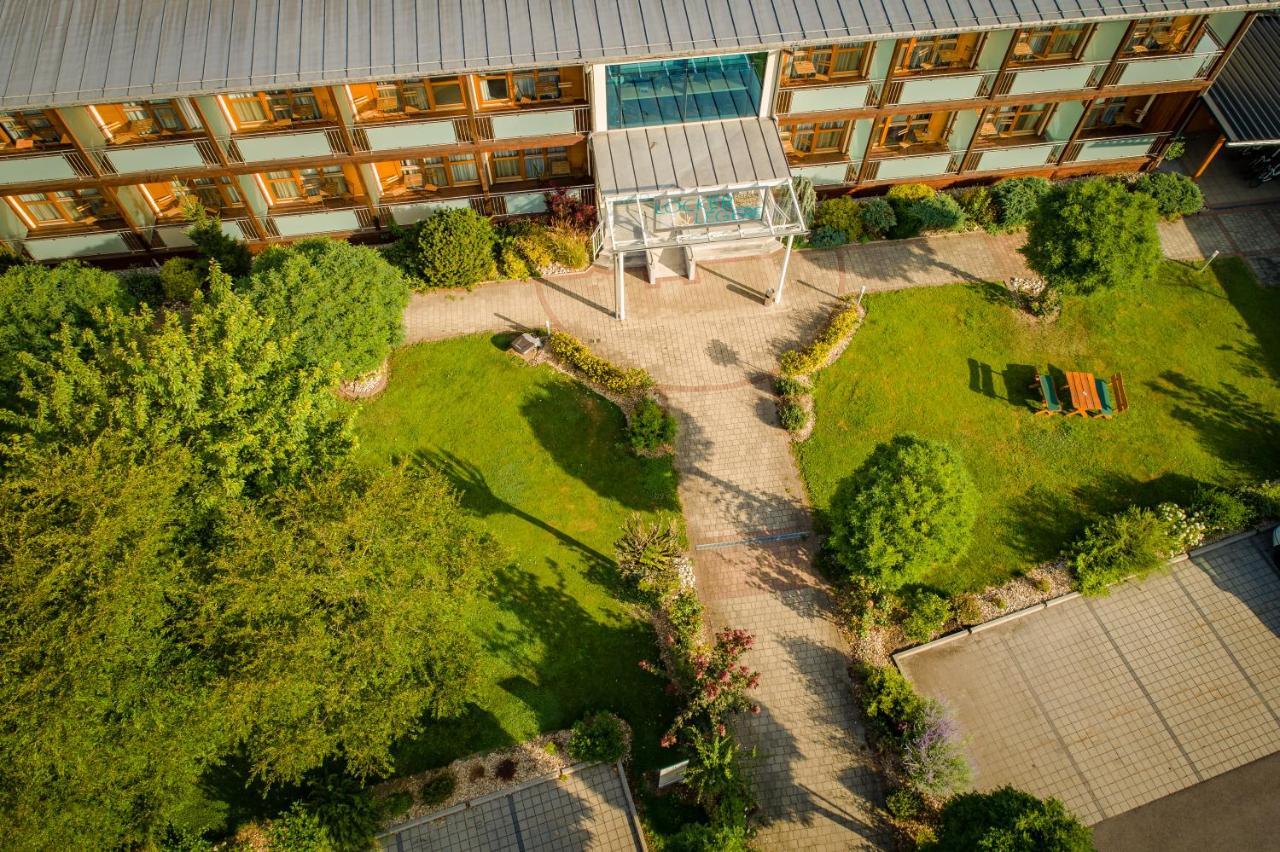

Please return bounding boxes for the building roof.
[1204,14,1280,144]
[592,116,791,198]
[3,0,1279,111]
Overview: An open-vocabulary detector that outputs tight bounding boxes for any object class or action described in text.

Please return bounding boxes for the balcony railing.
[350,104,591,152]
[89,138,222,174]
[377,184,592,221]
[862,149,963,182]
[962,139,1066,172]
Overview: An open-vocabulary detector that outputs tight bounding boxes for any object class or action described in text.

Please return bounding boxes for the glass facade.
[605,53,765,129]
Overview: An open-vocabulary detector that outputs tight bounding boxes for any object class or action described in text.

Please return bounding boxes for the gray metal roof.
[3,0,1280,111]
[592,117,791,198]
[1204,15,1280,144]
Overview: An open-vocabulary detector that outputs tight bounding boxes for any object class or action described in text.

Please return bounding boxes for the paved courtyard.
[377,763,645,852]
[897,534,1280,826]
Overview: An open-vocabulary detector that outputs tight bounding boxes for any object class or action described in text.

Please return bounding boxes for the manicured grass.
[798,258,1280,592]
[352,334,680,775]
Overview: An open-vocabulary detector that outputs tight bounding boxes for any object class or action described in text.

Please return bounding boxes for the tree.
[248,238,410,379]
[830,435,978,589]
[206,462,494,783]
[0,440,228,848]
[1022,178,1160,294]
[0,442,495,847]
[0,260,131,401]
[925,786,1094,852]
[7,264,352,496]
[388,208,497,289]
[1132,172,1203,220]
[184,198,253,280]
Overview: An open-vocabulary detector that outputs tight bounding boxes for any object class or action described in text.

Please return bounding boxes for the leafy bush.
[887,183,937,203]
[548,227,591,269]
[901,589,952,643]
[666,588,704,645]
[860,197,897,239]
[0,260,132,401]
[808,225,847,249]
[304,771,380,852]
[614,515,683,601]
[1192,487,1255,536]
[903,702,970,798]
[389,208,497,289]
[567,712,629,763]
[951,185,996,230]
[1070,505,1177,596]
[775,375,806,398]
[830,435,979,590]
[157,257,204,303]
[925,786,1093,852]
[1241,480,1280,519]
[793,175,817,225]
[951,593,983,626]
[1132,171,1204,220]
[0,241,23,274]
[666,821,751,852]
[248,238,410,379]
[1022,178,1160,294]
[779,299,861,376]
[857,664,928,744]
[778,399,808,433]
[496,220,555,277]
[813,197,864,243]
[629,397,678,451]
[545,187,597,230]
[183,199,252,280]
[887,184,965,238]
[683,732,755,828]
[379,790,413,820]
[989,177,1051,231]
[418,770,457,807]
[887,786,925,821]
[546,330,653,394]
[1162,137,1187,161]
[268,804,333,852]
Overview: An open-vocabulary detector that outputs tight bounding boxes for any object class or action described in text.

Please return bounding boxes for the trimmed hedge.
[779,300,862,376]
[547,330,654,394]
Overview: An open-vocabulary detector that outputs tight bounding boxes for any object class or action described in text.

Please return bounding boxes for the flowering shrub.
[545,188,597,231]
[1155,502,1206,553]
[902,703,970,798]
[1070,505,1178,596]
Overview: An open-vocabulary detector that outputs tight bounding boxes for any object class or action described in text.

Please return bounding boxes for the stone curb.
[1044,591,1081,607]
[375,760,596,838]
[615,759,650,852]
[892,628,970,662]
[968,602,1047,633]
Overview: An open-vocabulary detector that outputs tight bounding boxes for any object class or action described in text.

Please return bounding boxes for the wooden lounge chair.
[1031,371,1062,415]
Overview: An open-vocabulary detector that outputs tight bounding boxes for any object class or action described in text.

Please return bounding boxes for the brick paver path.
[897,534,1280,826]
[377,762,645,852]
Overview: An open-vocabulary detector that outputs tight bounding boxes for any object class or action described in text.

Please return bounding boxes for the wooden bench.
[1092,373,1130,419]
[1032,371,1062,415]
[1111,373,1129,413]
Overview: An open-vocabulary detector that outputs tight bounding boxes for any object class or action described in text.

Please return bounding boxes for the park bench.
[1032,371,1062,415]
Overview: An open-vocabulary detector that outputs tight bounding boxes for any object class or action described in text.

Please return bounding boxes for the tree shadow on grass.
[519,379,681,515]
[1146,370,1280,477]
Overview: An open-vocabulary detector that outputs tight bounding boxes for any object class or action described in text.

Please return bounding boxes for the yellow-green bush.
[547,331,653,394]
[548,228,591,269]
[779,301,861,376]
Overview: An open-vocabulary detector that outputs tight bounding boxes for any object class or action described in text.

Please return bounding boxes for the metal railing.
[861,150,963,181]
[962,139,1066,172]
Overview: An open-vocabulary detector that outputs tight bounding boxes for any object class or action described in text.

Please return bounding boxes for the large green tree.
[6,264,351,495]
[1022,178,1160,294]
[247,238,410,379]
[925,786,1094,851]
[0,260,132,401]
[0,440,495,847]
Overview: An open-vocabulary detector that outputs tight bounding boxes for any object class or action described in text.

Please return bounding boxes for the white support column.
[773,235,794,306]
[615,252,626,321]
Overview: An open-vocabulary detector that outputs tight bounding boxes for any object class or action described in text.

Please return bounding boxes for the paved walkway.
[377,763,645,852]
[897,534,1280,826]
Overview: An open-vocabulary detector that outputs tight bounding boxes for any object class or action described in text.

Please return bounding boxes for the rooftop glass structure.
[605,54,766,129]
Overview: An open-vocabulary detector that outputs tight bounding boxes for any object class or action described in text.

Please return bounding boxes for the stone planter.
[337,359,390,400]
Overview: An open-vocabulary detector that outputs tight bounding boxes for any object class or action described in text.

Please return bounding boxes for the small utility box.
[657,760,689,789]
[509,332,542,361]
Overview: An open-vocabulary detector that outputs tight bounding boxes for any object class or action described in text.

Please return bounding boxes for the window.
[262,166,350,204]
[782,44,871,84]
[981,103,1054,138]
[605,53,765,129]
[479,68,564,106]
[785,121,850,155]
[1123,16,1203,56]
[897,35,981,73]
[875,112,949,148]
[183,177,241,211]
[351,77,465,119]
[223,89,325,129]
[1012,24,1092,62]
[394,154,480,190]
[1082,97,1147,131]
[93,99,195,142]
[491,147,570,181]
[0,110,61,148]
[10,189,112,226]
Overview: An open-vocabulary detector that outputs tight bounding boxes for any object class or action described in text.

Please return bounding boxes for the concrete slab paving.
[898,535,1280,825]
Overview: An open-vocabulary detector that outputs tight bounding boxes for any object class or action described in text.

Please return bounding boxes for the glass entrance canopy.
[603,184,805,253]
[605,53,766,129]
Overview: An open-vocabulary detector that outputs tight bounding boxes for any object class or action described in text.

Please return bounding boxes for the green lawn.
[797,258,1280,592]
[352,334,680,775]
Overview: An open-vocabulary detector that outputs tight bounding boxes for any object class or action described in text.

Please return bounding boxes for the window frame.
[393,154,482,191]
[981,103,1055,139]
[477,68,565,107]
[782,43,873,85]
[222,89,326,130]
[1081,96,1147,131]
[261,165,351,205]
[1122,16,1206,57]
[1011,24,1094,63]
[8,188,113,227]
[785,120,853,156]
[896,34,982,74]
[0,109,62,149]
[489,146,571,182]
[873,111,953,150]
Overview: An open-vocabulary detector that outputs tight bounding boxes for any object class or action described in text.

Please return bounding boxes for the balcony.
[964,137,1065,172]
[0,150,94,187]
[350,105,590,153]
[20,223,151,261]
[91,138,221,174]
[225,127,348,163]
[1069,131,1167,163]
[863,147,962,181]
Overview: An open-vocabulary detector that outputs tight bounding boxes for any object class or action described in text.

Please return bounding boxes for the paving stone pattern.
[897,536,1280,825]
[378,763,644,852]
